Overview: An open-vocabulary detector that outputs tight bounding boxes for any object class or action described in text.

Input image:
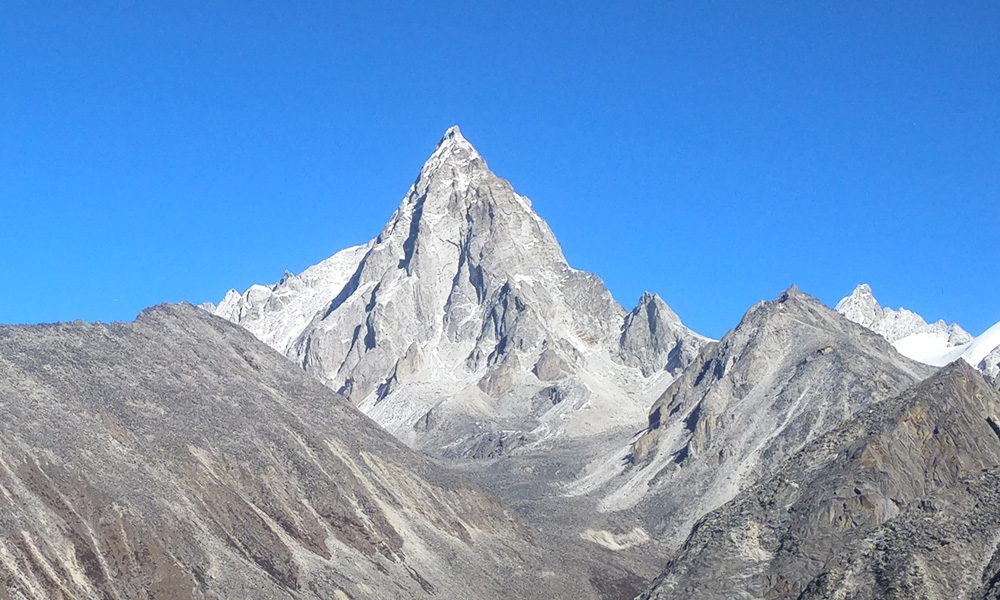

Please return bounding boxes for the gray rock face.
[213,127,706,456]
[0,305,642,600]
[618,292,708,377]
[567,286,934,546]
[640,361,1000,600]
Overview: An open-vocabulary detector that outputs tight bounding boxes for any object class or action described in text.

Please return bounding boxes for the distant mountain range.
[836,282,1000,382]
[2,127,997,599]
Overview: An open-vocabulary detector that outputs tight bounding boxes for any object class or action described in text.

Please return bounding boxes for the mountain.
[212,126,707,457]
[836,284,1000,382]
[566,286,933,546]
[618,292,706,377]
[0,304,644,600]
[639,360,1000,600]
[835,283,972,347]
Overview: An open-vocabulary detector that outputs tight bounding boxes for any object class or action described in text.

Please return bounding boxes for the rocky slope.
[0,304,645,600]
[212,127,707,457]
[639,361,1000,600]
[566,286,934,546]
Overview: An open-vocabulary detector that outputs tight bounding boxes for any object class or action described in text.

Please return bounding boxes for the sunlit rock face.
[836,283,972,346]
[214,127,707,457]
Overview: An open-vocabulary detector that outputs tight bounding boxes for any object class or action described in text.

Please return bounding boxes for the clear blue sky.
[2,2,998,339]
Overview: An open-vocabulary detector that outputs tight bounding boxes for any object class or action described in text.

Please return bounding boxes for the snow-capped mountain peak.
[835,283,972,345]
[408,126,487,198]
[836,284,999,380]
[833,283,881,329]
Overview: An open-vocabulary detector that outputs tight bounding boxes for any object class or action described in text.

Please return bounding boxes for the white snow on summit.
[836,284,1000,374]
[914,320,1000,370]
[835,284,972,345]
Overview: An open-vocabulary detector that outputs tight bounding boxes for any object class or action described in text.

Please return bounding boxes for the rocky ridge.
[0,304,643,600]
[836,283,972,346]
[566,286,934,546]
[639,361,1000,600]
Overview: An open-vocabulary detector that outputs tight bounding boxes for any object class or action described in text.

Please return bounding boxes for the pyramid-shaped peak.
[400,126,550,230]
[619,290,706,376]
[842,283,879,305]
[632,292,680,322]
[735,285,828,331]
[835,283,885,331]
[423,125,483,168]
[776,283,809,303]
[441,125,466,143]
